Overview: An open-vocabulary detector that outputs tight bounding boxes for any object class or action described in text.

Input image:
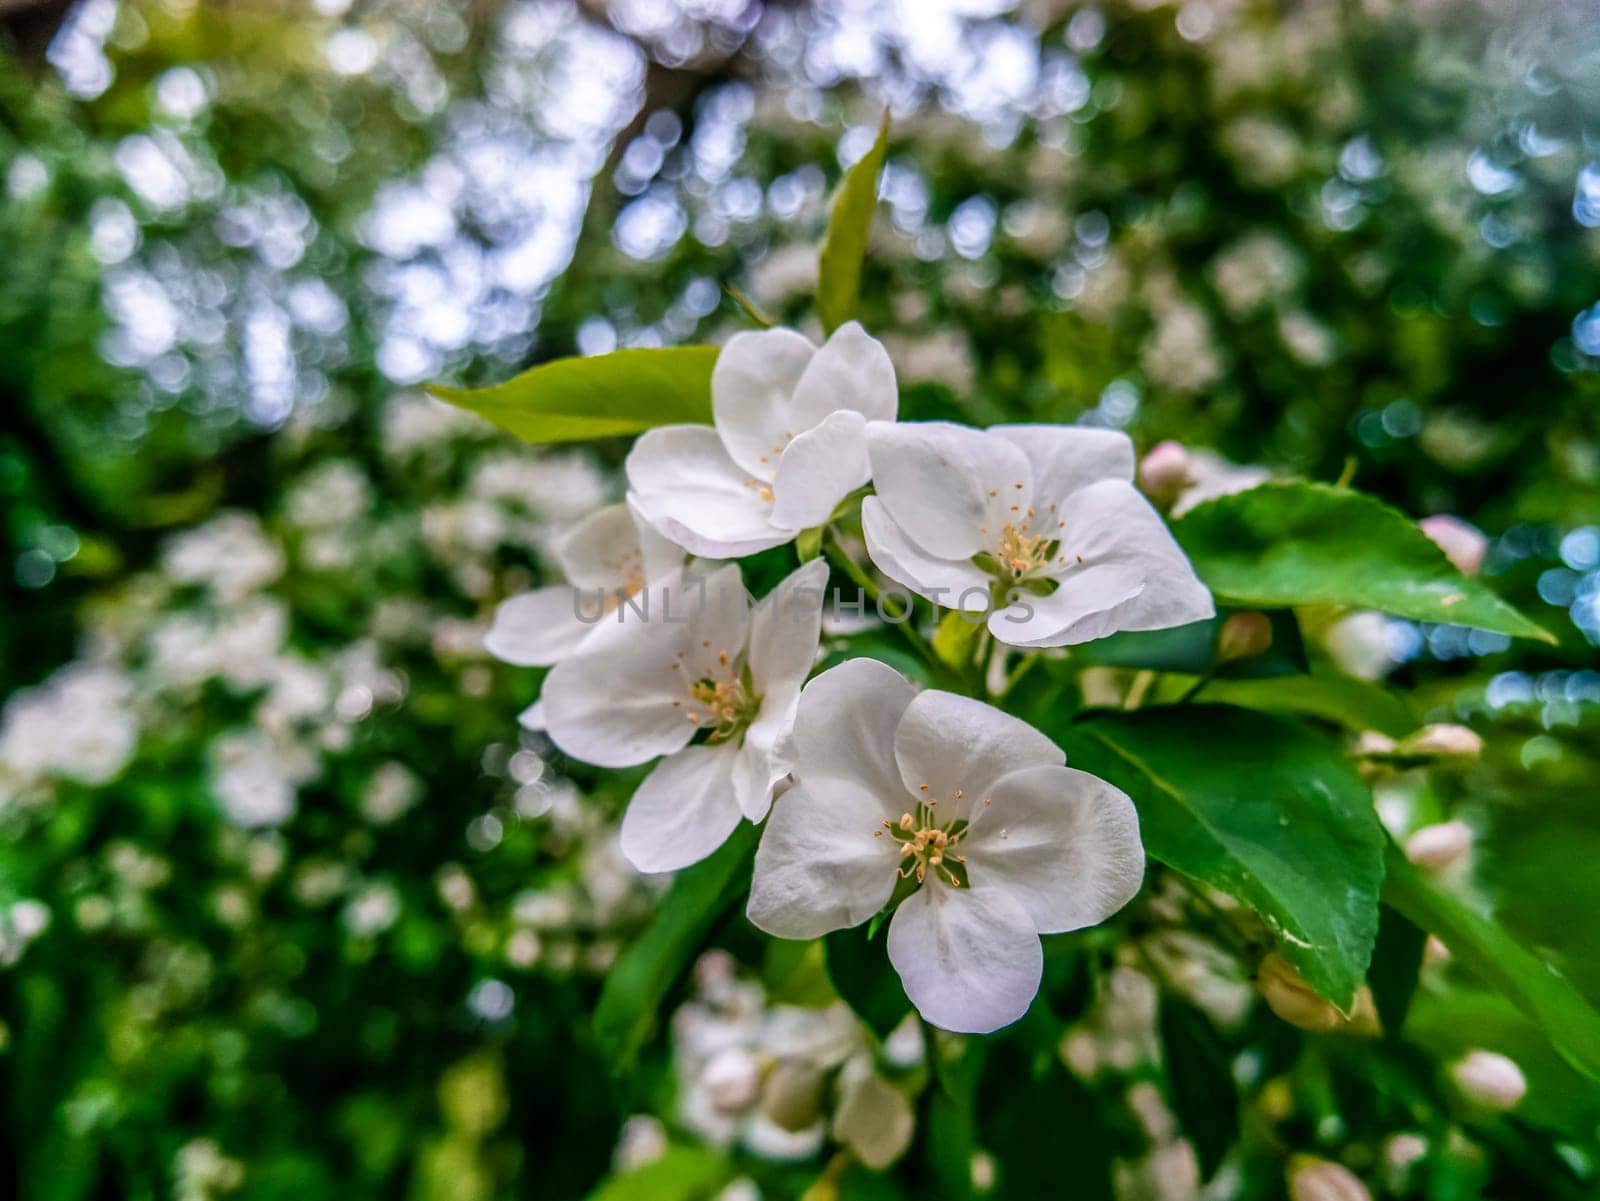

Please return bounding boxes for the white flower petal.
[712,327,818,478]
[866,422,1032,560]
[734,559,828,820]
[1054,479,1214,635]
[862,497,993,612]
[770,411,871,531]
[630,498,688,582]
[748,779,900,939]
[619,745,745,873]
[540,573,711,767]
[676,562,753,681]
[554,503,645,589]
[964,765,1144,934]
[987,562,1147,648]
[893,689,1063,808]
[792,658,919,800]
[886,883,1042,1033]
[627,425,792,559]
[990,425,1135,501]
[517,699,545,731]
[789,321,898,429]
[484,587,592,666]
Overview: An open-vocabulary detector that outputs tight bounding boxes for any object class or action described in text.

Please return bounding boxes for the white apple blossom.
[542,558,827,873]
[626,323,897,558]
[862,421,1214,648]
[748,658,1145,1034]
[484,501,683,671]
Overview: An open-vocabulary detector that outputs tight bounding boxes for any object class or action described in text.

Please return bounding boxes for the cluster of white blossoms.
[486,323,1214,1032]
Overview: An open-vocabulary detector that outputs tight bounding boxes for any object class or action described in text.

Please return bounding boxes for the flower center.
[874,800,970,887]
[973,497,1070,591]
[676,650,762,743]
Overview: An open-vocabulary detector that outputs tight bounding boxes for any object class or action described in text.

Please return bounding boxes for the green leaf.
[932,609,984,670]
[816,113,890,335]
[977,1028,1114,1201]
[585,1145,728,1201]
[1172,482,1553,642]
[1367,903,1427,1038]
[592,823,758,1072]
[1062,706,1386,1007]
[1382,844,1600,1082]
[427,346,718,445]
[1157,673,1418,738]
[824,923,912,1039]
[1158,996,1239,1179]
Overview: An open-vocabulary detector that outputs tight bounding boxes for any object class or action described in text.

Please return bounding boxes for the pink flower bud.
[1450,1050,1526,1111]
[1218,611,1274,661]
[1405,723,1483,760]
[1420,515,1488,576]
[1138,441,1192,508]
[1355,731,1397,757]
[1289,1158,1373,1201]
[1405,820,1473,871]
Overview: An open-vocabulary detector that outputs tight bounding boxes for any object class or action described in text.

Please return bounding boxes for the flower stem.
[822,527,948,680]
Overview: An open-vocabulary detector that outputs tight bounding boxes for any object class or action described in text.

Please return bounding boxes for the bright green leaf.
[427,346,718,445]
[592,823,757,1072]
[816,113,890,335]
[1156,673,1418,738]
[1382,844,1600,1082]
[1062,705,1386,1007]
[931,609,984,671]
[585,1145,728,1201]
[1172,482,1553,642]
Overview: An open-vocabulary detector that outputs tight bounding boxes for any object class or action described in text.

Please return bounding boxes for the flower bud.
[702,1047,762,1114]
[1288,1157,1373,1201]
[1217,611,1273,662]
[1450,1049,1526,1111]
[1419,515,1487,577]
[1403,724,1483,761]
[1138,441,1192,509]
[1257,953,1380,1035]
[1404,820,1473,871]
[831,1067,914,1170]
[1354,731,1396,757]
[760,1060,824,1132]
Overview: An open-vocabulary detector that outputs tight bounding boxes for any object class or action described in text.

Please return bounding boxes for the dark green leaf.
[427,346,718,445]
[1172,482,1553,642]
[1382,844,1600,1082]
[1158,997,1239,1179]
[816,114,890,334]
[1062,706,1386,1007]
[824,923,912,1039]
[920,1040,985,1201]
[592,823,758,1071]
[977,1036,1115,1201]
[1367,903,1427,1038]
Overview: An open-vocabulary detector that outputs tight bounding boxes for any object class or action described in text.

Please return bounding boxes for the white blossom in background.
[863,422,1213,648]
[1168,448,1273,516]
[671,949,912,1166]
[161,511,284,603]
[485,502,684,683]
[627,323,897,557]
[749,659,1145,1033]
[0,664,139,799]
[543,559,827,873]
[209,729,317,828]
